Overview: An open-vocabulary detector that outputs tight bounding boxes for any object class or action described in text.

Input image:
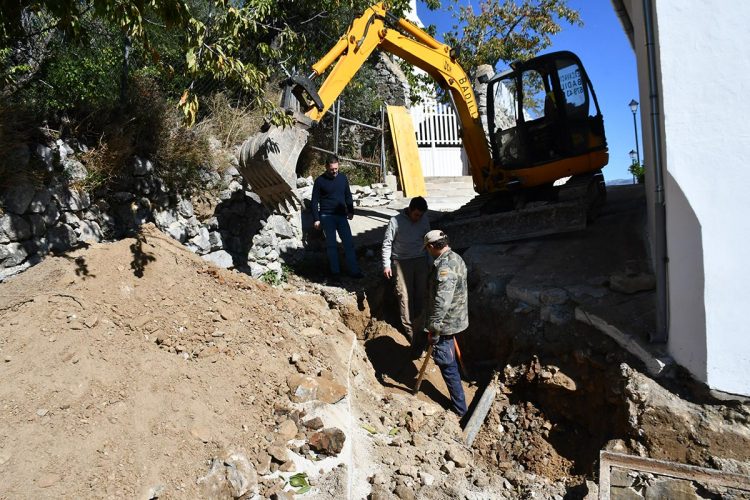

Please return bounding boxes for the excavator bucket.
[238,123,309,213]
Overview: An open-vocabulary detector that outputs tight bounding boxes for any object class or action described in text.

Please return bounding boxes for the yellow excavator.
[239,3,608,242]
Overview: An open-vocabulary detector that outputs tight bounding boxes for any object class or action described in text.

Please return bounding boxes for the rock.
[369,485,391,500]
[28,190,51,214]
[165,221,187,243]
[544,370,578,391]
[190,425,213,443]
[255,452,272,475]
[610,468,635,488]
[0,260,31,280]
[540,287,569,305]
[506,281,542,306]
[394,484,416,500]
[279,460,295,472]
[41,200,60,226]
[271,491,294,500]
[267,445,289,463]
[299,327,322,337]
[248,261,266,279]
[143,484,166,499]
[406,410,425,433]
[62,158,88,181]
[0,242,28,267]
[27,214,45,237]
[189,227,212,254]
[208,231,223,251]
[78,220,103,243]
[308,428,346,456]
[197,451,259,499]
[440,461,455,474]
[277,419,298,441]
[287,374,319,403]
[60,211,81,227]
[52,185,89,211]
[35,144,54,171]
[609,272,656,294]
[446,447,471,468]
[420,471,435,486]
[541,304,573,325]
[203,250,234,269]
[0,214,31,243]
[47,224,78,252]
[583,480,599,500]
[177,198,194,218]
[643,477,698,499]
[397,464,418,479]
[153,209,178,230]
[302,417,324,430]
[317,377,347,404]
[132,157,154,176]
[265,215,296,239]
[1,183,35,214]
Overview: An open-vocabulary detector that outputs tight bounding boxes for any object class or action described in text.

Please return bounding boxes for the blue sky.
[416,0,641,182]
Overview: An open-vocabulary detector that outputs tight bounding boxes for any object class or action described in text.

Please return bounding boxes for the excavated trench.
[355,278,636,488]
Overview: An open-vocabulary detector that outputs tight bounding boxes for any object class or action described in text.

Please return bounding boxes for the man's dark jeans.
[432,334,467,416]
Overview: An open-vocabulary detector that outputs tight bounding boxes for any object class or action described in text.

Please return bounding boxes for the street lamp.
[629,149,637,184]
[629,99,641,170]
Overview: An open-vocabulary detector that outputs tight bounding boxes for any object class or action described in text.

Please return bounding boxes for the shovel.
[412,343,434,395]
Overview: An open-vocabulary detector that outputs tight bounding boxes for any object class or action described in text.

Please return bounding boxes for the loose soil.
[2,185,750,499]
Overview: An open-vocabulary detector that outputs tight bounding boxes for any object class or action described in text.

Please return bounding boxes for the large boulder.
[0,214,31,243]
[1,183,35,214]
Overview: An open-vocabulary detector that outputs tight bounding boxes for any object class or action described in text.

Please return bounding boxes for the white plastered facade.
[616,0,750,395]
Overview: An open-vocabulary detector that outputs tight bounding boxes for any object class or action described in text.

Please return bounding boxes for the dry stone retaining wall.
[0,137,396,282]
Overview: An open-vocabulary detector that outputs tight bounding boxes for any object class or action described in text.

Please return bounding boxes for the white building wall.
[646,1,750,395]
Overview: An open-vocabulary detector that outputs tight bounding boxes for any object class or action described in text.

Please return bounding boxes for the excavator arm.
[240,1,605,225]
[287,2,496,193]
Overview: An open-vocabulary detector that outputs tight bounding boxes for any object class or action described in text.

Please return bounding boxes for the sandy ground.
[0,224,491,499]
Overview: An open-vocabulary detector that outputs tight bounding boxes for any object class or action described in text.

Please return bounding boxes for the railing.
[411,99,461,146]
[411,98,468,176]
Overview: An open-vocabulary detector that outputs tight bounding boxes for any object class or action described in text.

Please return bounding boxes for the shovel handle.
[413,343,434,395]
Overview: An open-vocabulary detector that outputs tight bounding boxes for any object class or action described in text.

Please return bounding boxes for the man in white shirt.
[382,196,430,355]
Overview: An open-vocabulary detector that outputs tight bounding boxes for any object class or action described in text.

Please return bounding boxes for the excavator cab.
[487,51,608,187]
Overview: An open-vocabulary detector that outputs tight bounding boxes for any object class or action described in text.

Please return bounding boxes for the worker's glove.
[427,330,440,345]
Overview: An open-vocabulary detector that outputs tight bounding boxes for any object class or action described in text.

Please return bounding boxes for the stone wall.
[0,136,395,282]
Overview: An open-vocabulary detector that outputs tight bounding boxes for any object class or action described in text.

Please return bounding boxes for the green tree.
[1,0,414,123]
[426,0,581,71]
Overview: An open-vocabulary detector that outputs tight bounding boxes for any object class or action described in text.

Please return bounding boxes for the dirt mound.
[0,224,356,498]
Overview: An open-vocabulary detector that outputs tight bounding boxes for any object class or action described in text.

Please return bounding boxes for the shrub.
[204,93,264,149]
[154,122,211,195]
[628,162,645,183]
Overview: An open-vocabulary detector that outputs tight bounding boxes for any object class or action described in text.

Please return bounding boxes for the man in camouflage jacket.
[424,230,468,416]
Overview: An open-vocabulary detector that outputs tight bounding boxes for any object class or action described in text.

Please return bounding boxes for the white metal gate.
[410,99,469,176]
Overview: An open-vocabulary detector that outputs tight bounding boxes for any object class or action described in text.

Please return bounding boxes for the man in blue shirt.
[311,155,363,280]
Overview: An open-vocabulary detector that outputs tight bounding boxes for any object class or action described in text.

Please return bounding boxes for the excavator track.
[438,172,604,245]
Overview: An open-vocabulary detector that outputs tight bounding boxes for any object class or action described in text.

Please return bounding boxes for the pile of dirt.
[0,224,358,498]
[0,223,573,500]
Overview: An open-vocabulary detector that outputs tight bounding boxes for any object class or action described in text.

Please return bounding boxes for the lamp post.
[629,99,641,170]
[629,149,637,184]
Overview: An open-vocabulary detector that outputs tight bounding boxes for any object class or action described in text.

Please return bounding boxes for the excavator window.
[488,51,606,170]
